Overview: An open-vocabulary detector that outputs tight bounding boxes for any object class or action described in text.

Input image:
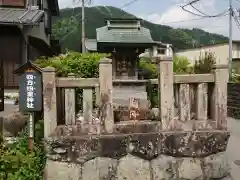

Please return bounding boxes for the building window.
[0,0,25,7]
[157,48,165,54]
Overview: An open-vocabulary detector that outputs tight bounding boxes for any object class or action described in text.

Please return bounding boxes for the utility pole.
[229,0,233,79]
[81,0,86,53]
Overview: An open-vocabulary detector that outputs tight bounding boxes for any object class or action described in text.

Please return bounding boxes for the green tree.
[168,29,193,50]
[51,6,228,52]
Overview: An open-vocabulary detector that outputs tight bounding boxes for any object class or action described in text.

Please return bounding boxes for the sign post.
[14,61,43,152]
[28,112,34,151]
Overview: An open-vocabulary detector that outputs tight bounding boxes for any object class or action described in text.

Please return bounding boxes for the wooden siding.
[0,0,25,7]
[0,28,22,88]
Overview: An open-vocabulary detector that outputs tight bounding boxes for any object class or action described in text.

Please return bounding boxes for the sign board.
[15,62,42,112]
[129,97,140,120]
[19,69,42,111]
[14,61,42,151]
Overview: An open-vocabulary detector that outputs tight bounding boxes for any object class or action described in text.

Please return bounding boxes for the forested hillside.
[52,6,228,51]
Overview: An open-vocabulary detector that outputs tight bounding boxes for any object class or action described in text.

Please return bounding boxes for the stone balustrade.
[43,56,231,180]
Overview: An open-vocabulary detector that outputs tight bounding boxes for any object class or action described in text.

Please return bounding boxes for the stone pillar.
[65,73,76,125]
[99,58,114,133]
[157,55,174,129]
[42,67,57,138]
[212,64,228,130]
[196,83,208,121]
[179,84,191,122]
[83,88,93,132]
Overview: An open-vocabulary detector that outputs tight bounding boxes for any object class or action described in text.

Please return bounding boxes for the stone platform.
[45,153,232,180]
[44,122,230,180]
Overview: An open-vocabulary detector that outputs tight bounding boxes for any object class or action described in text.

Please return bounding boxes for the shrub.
[173,56,193,74]
[35,51,108,77]
[35,51,108,111]
[0,121,45,180]
[35,52,193,108]
[194,51,216,74]
[231,68,240,83]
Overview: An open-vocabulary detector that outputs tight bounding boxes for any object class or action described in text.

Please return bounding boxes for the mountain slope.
[52,6,228,52]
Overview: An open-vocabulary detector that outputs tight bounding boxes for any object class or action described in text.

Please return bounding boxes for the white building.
[139,41,173,58]
[175,41,240,66]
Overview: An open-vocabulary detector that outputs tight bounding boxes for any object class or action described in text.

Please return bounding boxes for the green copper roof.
[96,19,154,44]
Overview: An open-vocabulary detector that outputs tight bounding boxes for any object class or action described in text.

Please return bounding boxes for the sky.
[58,0,240,40]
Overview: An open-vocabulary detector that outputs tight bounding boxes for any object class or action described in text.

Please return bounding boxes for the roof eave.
[97,42,156,48]
[0,22,40,26]
[104,18,141,21]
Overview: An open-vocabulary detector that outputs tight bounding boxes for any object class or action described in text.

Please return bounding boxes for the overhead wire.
[181,0,229,18]
[121,0,139,9]
[64,0,230,44]
[235,0,240,4]
[161,13,228,24]
[233,9,240,29]
[182,0,240,32]
[121,0,140,18]
[190,3,210,16]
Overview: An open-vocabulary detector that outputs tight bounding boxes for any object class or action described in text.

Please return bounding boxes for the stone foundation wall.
[44,124,231,180]
[45,153,232,180]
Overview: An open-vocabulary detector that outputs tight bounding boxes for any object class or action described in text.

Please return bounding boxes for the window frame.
[0,0,26,8]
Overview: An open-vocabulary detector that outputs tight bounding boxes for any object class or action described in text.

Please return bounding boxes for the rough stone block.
[44,155,232,180]
[221,175,234,180]
[44,160,81,180]
[203,152,230,179]
[117,154,151,180]
[161,131,230,157]
[3,111,28,136]
[129,133,162,161]
[150,155,177,180]
[82,157,117,180]
[46,130,230,163]
[178,158,203,179]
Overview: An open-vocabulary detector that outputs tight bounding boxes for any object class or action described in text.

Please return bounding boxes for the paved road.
[226,117,240,179]
[0,103,18,117]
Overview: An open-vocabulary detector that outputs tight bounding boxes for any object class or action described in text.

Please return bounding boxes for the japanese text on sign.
[26,74,35,109]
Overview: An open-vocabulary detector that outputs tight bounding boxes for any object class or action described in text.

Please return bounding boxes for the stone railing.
[150,65,228,131]
[44,56,231,180]
[42,67,101,138]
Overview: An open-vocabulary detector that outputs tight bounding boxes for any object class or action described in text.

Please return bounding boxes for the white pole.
[82,0,86,53]
[229,0,233,79]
